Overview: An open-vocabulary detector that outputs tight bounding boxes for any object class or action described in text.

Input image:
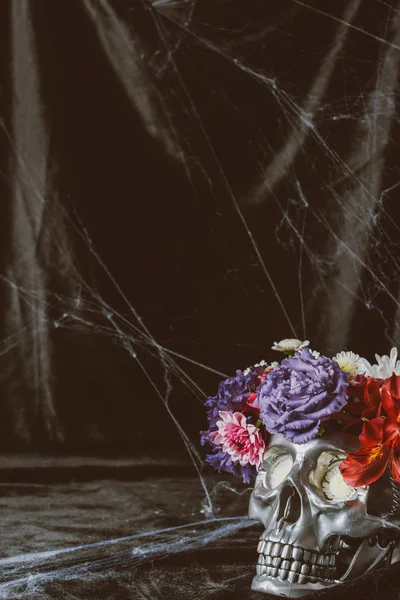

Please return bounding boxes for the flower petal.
[340,445,390,487]
[391,443,400,483]
[359,417,385,447]
[382,374,400,415]
[382,414,400,446]
[390,441,400,483]
[362,379,382,419]
[281,421,320,444]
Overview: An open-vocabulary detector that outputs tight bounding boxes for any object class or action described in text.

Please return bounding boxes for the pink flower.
[211,411,265,470]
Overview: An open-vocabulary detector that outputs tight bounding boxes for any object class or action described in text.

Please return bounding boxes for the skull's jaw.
[251,575,337,598]
[252,538,338,598]
[252,532,398,597]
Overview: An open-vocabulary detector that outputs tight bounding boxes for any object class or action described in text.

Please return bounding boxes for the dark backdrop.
[2,0,400,455]
[2,2,400,599]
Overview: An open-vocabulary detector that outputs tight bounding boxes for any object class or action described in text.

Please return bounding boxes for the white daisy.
[271,339,310,353]
[265,361,279,374]
[358,347,400,379]
[322,465,356,502]
[333,351,362,379]
[254,360,267,368]
[243,359,267,376]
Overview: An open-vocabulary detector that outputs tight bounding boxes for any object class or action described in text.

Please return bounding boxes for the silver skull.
[249,431,400,597]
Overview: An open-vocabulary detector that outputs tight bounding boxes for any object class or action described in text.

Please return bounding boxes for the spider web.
[1,0,400,594]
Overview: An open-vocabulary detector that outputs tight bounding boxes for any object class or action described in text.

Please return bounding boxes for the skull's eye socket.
[310,451,357,503]
[263,447,294,489]
[270,455,293,489]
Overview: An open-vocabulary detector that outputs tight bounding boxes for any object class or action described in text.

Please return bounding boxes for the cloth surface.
[1,460,400,600]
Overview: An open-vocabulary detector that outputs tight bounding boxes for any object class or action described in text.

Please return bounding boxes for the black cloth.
[1,460,400,600]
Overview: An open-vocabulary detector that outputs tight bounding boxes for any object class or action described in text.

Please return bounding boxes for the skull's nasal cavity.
[278,483,301,524]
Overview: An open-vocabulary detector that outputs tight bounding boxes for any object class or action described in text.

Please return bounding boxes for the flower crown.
[201,339,400,488]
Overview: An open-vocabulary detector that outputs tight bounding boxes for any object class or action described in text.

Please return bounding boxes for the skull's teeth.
[256,539,336,583]
[257,540,266,554]
[271,543,281,557]
[287,571,298,583]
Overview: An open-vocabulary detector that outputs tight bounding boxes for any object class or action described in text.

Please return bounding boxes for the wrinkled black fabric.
[1,463,400,599]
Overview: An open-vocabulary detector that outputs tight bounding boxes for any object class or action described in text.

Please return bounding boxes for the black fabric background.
[1,1,400,598]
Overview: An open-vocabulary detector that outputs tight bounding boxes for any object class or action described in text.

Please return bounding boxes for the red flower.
[347,374,368,402]
[340,415,400,487]
[242,402,260,421]
[246,370,269,406]
[332,376,382,432]
[361,379,383,419]
[247,392,257,404]
[382,374,400,415]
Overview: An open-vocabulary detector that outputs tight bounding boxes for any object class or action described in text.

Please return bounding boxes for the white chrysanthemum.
[243,359,267,376]
[310,349,320,359]
[322,465,356,502]
[271,339,310,353]
[333,351,362,379]
[254,360,267,368]
[265,361,279,374]
[358,347,400,379]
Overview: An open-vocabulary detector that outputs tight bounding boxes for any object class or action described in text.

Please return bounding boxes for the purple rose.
[201,366,264,439]
[258,348,349,444]
[206,450,255,484]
